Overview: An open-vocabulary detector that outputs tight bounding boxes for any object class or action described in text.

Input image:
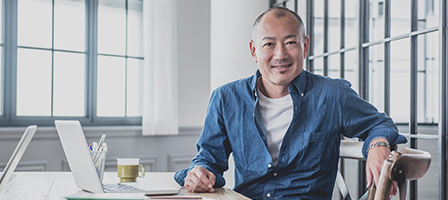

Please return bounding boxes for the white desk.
[0,172,250,200]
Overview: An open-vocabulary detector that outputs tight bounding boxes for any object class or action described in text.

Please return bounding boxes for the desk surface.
[0,172,250,200]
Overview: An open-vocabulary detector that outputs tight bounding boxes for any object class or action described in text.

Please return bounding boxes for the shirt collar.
[250,70,261,100]
[292,70,307,96]
[251,69,308,98]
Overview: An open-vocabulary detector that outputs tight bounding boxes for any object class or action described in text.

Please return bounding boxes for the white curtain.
[142,0,178,136]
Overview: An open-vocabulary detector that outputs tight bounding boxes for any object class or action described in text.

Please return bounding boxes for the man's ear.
[303,36,310,58]
[249,40,258,63]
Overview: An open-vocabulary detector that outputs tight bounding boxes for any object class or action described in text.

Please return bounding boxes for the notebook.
[0,125,37,193]
[54,120,180,195]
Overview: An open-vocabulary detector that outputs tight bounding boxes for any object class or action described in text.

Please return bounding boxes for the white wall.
[177,0,211,127]
[179,0,269,126]
[210,0,269,92]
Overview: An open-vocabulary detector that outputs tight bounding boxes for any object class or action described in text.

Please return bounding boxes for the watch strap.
[367,141,390,154]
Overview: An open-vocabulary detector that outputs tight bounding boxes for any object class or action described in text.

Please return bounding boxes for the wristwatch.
[367,141,390,154]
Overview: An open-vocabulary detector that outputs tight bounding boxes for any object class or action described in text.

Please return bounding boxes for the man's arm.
[174,89,231,192]
[337,80,406,197]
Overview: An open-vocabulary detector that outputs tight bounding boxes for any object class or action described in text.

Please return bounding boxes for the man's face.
[250,12,309,87]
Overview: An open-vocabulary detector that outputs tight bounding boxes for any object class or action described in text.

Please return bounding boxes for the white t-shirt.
[257,90,293,165]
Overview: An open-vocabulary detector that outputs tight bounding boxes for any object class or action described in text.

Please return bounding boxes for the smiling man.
[174,7,407,200]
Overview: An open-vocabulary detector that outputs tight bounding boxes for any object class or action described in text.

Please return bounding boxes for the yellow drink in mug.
[117,158,145,182]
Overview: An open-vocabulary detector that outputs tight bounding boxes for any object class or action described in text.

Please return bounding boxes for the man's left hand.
[366,138,397,198]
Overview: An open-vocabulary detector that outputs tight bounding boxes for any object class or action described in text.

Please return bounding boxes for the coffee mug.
[117,158,145,182]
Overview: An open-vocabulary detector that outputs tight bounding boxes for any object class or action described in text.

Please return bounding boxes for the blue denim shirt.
[174,70,407,200]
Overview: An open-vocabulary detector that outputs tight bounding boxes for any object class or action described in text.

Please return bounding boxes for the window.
[97,0,143,118]
[1,0,143,126]
[273,0,446,199]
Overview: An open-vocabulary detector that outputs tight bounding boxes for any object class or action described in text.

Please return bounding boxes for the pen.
[89,144,94,158]
[96,134,106,151]
[92,142,98,151]
[148,196,202,199]
[93,134,106,161]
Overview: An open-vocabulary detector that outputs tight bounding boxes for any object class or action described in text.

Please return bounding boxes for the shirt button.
[273,173,277,177]
[301,93,304,96]
[267,193,271,197]
[268,164,272,168]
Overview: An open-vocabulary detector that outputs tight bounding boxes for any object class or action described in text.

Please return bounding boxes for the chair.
[337,140,365,200]
[337,140,432,200]
[366,147,431,200]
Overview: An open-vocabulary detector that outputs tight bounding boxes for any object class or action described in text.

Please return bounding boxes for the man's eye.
[263,43,273,47]
[286,41,297,45]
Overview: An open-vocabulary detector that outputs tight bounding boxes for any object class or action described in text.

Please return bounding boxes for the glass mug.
[117,158,145,182]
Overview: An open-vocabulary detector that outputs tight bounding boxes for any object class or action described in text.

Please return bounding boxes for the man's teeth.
[273,65,289,68]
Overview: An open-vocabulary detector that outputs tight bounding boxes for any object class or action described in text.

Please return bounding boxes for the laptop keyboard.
[103,183,143,193]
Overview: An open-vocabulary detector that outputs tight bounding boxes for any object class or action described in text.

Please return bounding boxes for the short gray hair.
[252,7,306,40]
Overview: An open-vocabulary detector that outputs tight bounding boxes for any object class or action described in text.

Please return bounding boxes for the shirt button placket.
[266,164,275,199]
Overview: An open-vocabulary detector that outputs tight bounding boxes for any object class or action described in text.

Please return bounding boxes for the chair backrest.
[369,148,431,200]
[339,140,365,160]
[337,140,431,200]
[336,140,365,200]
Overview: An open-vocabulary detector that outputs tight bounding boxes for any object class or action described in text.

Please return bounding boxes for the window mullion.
[439,0,448,198]
[125,0,128,117]
[51,0,55,117]
[384,0,391,116]
[409,0,419,198]
[4,0,18,125]
[86,0,98,123]
[306,0,314,72]
[340,0,345,79]
[323,0,328,76]
[356,0,369,197]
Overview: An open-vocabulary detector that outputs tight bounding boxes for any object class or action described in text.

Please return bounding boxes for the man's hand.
[184,166,216,193]
[366,138,397,198]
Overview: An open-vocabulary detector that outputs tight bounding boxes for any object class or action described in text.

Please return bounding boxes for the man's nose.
[273,44,288,60]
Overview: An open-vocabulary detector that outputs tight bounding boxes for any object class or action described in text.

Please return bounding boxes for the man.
[174,7,407,199]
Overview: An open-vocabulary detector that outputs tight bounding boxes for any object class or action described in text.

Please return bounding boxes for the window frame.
[272,0,447,199]
[0,0,143,127]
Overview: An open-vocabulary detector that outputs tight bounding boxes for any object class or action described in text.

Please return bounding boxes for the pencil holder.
[92,150,107,182]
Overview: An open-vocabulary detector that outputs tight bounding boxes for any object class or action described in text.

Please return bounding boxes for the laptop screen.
[55,120,105,193]
[0,125,37,193]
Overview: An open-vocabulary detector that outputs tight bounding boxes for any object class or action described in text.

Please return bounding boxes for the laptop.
[0,125,37,193]
[54,120,180,195]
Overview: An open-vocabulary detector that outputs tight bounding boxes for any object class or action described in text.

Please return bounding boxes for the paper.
[65,193,147,200]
